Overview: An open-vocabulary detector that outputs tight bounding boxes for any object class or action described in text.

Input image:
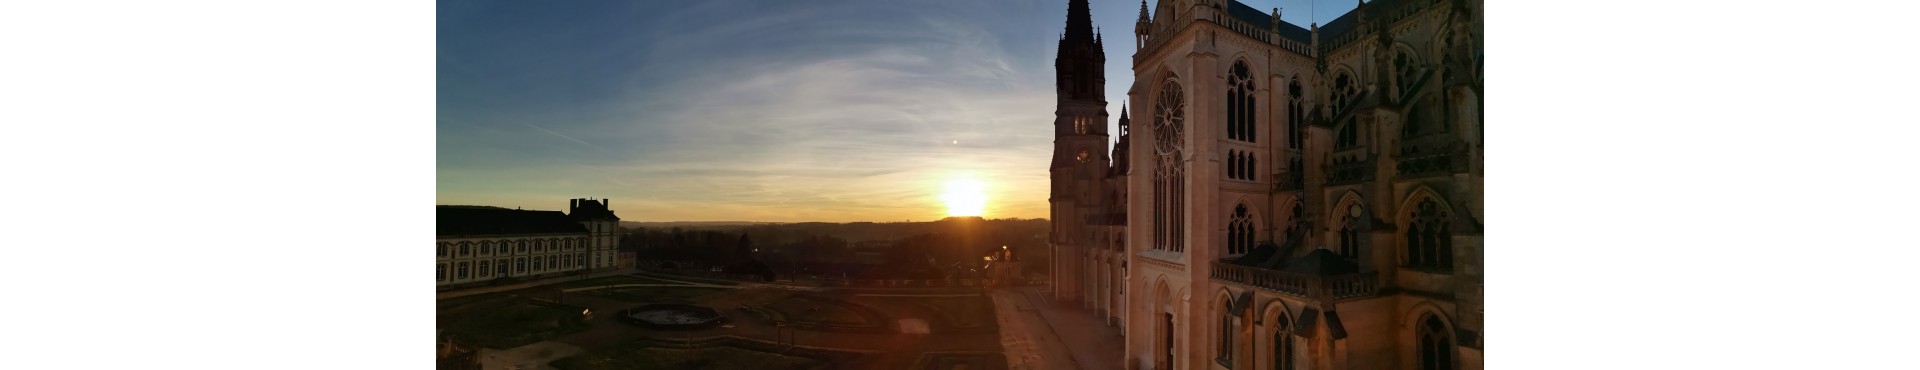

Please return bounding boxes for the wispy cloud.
[438,0,1158,222]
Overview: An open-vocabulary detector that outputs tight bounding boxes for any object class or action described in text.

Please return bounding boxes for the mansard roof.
[568,199,619,220]
[437,206,588,237]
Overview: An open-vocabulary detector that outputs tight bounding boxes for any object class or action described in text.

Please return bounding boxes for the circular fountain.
[618,303,728,330]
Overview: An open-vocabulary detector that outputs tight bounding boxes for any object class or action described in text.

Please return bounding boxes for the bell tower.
[1049,0,1109,304]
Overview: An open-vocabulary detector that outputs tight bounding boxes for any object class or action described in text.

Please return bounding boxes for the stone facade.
[436,198,622,288]
[1050,1,1483,369]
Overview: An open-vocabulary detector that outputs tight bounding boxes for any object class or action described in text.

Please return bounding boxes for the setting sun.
[940,177,989,217]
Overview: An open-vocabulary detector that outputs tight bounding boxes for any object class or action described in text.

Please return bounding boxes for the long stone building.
[436,198,622,288]
[1048,0,1483,369]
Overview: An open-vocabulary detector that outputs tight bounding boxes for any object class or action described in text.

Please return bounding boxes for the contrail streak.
[525,123,612,152]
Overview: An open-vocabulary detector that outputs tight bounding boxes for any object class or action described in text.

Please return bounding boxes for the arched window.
[1394,46,1420,96]
[436,264,446,281]
[563,254,572,268]
[1226,151,1237,180]
[458,242,469,256]
[1405,199,1455,271]
[497,259,509,275]
[1336,117,1358,149]
[1337,203,1363,260]
[1403,105,1421,138]
[437,243,447,257]
[1418,315,1455,370]
[1331,70,1359,113]
[1248,155,1257,181]
[1228,150,1254,180]
[456,262,469,279]
[1227,61,1256,143]
[478,241,490,256]
[1287,81,1304,150]
[1288,203,1305,234]
[1272,315,1294,370]
[478,260,491,277]
[1228,205,1253,255]
[1218,310,1235,365]
[1154,79,1188,253]
[517,240,527,253]
[1160,312,1176,369]
[548,255,558,269]
[497,241,510,255]
[516,258,527,273]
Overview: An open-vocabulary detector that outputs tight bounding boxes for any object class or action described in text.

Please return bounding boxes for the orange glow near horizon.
[940,176,989,217]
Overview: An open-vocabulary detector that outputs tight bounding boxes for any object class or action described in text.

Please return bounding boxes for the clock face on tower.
[1076,150,1091,163]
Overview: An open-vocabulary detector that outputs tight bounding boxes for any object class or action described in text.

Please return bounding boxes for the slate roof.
[1220,0,1413,48]
[1224,0,1312,44]
[1282,249,1360,276]
[1229,227,1304,269]
[437,206,588,237]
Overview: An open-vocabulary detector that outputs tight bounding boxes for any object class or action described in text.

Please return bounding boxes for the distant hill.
[621,221,784,229]
[622,216,1055,272]
[624,217,1051,244]
[438,205,514,210]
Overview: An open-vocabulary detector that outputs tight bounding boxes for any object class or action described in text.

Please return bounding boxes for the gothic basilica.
[1047,0,1482,369]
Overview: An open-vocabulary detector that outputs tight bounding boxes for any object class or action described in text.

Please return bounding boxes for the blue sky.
[438,0,1361,222]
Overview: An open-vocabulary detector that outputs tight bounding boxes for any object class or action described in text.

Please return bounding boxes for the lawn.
[552,345,820,370]
[440,300,590,349]
[580,286,726,302]
[555,275,688,289]
[764,295,878,326]
[633,271,742,286]
[436,292,509,312]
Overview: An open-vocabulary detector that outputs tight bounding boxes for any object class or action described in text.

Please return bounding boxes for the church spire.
[1064,0,1095,45]
[1135,0,1152,50]
[1055,0,1105,101]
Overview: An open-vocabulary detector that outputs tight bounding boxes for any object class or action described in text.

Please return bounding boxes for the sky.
[438,0,1364,222]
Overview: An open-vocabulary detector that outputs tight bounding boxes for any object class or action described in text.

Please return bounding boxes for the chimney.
[603,198,610,208]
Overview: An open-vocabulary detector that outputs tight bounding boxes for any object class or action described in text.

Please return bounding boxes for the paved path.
[1018,287,1125,370]
[477,341,582,370]
[990,288,1081,370]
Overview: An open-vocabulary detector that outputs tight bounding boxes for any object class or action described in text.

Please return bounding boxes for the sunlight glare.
[940,177,988,217]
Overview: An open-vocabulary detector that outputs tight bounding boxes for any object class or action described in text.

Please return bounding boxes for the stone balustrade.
[1209,261,1378,301]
